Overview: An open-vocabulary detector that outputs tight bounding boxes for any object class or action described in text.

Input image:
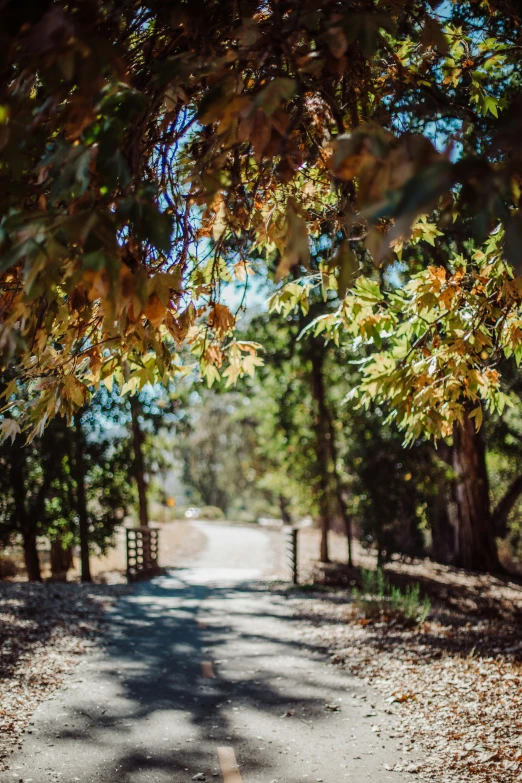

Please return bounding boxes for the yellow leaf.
[0,418,20,444]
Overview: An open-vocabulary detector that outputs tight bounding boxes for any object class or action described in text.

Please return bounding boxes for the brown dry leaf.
[275,201,310,281]
[204,343,225,367]
[249,110,273,162]
[207,302,235,336]
[324,24,348,58]
[83,269,110,301]
[165,303,195,344]
[144,293,166,327]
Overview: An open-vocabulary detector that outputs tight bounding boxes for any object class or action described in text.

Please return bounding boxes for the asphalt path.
[1,522,417,783]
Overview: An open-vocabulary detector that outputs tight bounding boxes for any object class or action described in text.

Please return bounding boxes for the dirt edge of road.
[0,582,130,770]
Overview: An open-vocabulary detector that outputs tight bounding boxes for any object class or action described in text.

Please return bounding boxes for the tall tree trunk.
[430,484,455,564]
[452,411,500,572]
[310,348,332,563]
[50,540,73,580]
[326,418,354,568]
[492,473,522,538]
[340,499,354,567]
[130,396,149,528]
[22,529,41,582]
[279,494,292,526]
[309,343,354,566]
[427,444,456,564]
[318,495,330,563]
[73,419,92,582]
[10,440,41,581]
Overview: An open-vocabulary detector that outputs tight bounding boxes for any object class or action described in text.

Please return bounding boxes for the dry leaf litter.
[0,581,129,769]
[287,554,522,783]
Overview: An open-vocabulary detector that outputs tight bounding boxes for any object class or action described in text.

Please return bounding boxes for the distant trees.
[0,386,134,580]
[130,397,150,528]
[241,307,436,566]
[215,305,522,574]
[176,390,261,515]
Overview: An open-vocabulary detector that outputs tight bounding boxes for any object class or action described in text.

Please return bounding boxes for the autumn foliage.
[1,0,522,442]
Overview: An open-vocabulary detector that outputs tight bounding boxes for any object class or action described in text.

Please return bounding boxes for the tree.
[2,0,522,439]
[8,440,42,581]
[0,385,135,580]
[242,297,358,564]
[72,416,92,582]
[130,397,149,528]
[176,390,260,514]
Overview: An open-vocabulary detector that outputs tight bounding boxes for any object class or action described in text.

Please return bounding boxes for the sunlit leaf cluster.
[1,0,522,437]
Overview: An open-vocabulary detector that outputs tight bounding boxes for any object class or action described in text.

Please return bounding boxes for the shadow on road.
[21,570,359,782]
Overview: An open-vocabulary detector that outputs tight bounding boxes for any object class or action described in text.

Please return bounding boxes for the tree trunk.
[327,425,354,568]
[279,494,292,526]
[492,473,522,538]
[310,348,331,563]
[340,500,354,568]
[319,508,329,563]
[452,411,500,572]
[50,539,73,580]
[430,485,455,564]
[130,396,149,527]
[22,528,41,582]
[10,439,41,581]
[73,419,92,582]
[309,343,354,566]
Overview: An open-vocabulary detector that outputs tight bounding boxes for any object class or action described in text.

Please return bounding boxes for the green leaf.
[254,78,296,116]
[0,237,39,274]
[468,406,483,432]
[353,276,382,303]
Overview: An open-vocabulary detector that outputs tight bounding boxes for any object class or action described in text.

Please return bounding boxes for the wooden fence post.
[284,526,299,585]
[126,527,160,582]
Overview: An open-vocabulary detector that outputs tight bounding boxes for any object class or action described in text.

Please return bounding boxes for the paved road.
[2,523,415,783]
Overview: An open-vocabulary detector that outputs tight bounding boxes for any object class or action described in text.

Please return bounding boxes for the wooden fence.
[284,526,299,584]
[126,527,160,581]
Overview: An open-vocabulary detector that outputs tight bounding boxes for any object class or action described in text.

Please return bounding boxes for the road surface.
[1,522,416,782]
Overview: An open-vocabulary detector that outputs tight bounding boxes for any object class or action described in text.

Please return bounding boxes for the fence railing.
[126,527,160,582]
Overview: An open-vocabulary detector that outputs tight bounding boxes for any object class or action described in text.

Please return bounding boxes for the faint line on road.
[217,746,243,783]
[201,660,215,678]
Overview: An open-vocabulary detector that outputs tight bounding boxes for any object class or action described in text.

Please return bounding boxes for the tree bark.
[279,494,292,526]
[327,419,354,567]
[50,540,73,580]
[340,499,354,567]
[72,419,92,582]
[22,528,41,582]
[10,440,41,581]
[430,484,455,564]
[309,343,354,566]
[131,396,149,528]
[310,347,332,563]
[452,411,500,572]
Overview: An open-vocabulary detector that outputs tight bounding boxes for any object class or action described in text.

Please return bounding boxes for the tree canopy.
[2,0,522,439]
